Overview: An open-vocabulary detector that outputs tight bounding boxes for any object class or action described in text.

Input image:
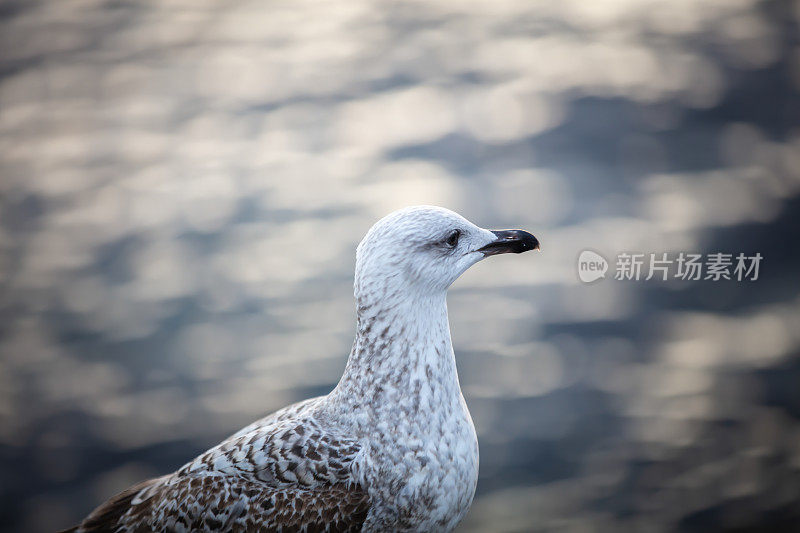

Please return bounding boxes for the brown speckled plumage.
[68,401,370,533]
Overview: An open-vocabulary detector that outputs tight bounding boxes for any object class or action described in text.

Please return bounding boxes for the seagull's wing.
[68,419,370,532]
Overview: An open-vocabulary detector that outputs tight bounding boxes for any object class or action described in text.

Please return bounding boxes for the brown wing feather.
[64,473,368,532]
[116,474,369,532]
[64,414,371,532]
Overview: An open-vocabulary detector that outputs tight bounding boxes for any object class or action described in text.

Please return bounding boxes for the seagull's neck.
[331,287,462,414]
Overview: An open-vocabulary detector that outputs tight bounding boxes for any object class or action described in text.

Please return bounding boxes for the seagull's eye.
[445,229,461,248]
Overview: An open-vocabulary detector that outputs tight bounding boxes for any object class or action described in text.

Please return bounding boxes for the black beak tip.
[479,229,540,256]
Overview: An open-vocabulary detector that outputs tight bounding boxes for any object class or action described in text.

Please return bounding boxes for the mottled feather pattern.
[117,473,368,532]
[70,411,370,532]
[65,207,521,532]
[179,418,362,489]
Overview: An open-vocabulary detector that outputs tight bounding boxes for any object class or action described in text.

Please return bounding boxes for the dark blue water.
[1,0,799,531]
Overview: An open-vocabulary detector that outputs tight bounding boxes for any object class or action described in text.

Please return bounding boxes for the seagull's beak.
[477,229,540,257]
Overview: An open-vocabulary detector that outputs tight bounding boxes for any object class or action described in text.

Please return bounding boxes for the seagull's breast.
[360,389,479,532]
[415,395,479,531]
[336,293,481,531]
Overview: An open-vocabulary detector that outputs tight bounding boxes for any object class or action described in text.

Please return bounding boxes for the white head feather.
[354,206,502,300]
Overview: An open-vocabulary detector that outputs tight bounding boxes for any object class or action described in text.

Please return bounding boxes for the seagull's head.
[355,206,539,300]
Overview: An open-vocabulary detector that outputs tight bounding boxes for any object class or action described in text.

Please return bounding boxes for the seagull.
[63,205,539,533]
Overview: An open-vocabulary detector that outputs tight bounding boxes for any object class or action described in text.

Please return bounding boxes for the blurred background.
[1,0,799,531]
